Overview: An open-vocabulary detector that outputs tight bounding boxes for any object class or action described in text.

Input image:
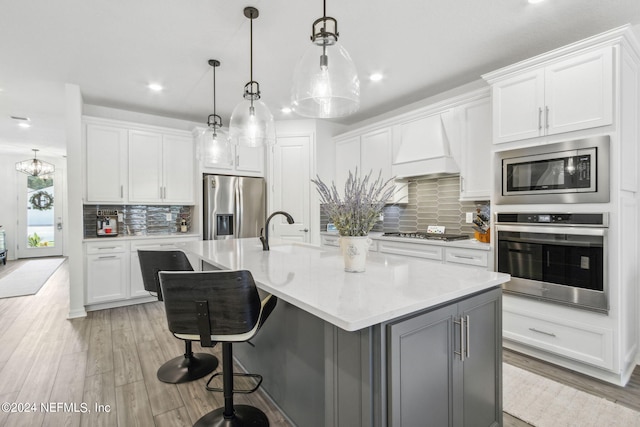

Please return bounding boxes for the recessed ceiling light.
[528,0,545,4]
[281,107,292,114]
[369,73,384,82]
[18,122,31,128]
[147,83,163,92]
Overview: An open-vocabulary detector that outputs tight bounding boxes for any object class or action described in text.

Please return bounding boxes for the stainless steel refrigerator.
[203,175,266,240]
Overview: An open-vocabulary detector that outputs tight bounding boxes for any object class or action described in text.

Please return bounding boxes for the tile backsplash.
[320,175,488,236]
[83,205,193,237]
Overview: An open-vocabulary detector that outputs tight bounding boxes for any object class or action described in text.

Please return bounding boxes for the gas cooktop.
[382,232,471,241]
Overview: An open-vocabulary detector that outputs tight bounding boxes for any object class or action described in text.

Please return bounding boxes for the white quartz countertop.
[83,233,200,243]
[177,238,509,332]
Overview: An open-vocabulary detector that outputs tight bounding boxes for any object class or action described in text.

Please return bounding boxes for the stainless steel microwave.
[494,136,610,204]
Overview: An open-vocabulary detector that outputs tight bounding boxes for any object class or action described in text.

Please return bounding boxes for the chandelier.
[15,149,55,177]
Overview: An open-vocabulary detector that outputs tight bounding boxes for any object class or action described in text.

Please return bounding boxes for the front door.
[17,170,63,258]
[270,134,311,243]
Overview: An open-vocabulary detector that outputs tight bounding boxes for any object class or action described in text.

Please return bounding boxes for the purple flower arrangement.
[312,169,396,236]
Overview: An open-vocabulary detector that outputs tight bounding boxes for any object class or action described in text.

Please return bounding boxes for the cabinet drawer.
[378,241,443,261]
[321,235,340,247]
[130,239,188,251]
[503,308,613,369]
[86,241,128,254]
[445,247,488,268]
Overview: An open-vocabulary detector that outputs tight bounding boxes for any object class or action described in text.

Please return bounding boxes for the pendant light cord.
[212,64,217,116]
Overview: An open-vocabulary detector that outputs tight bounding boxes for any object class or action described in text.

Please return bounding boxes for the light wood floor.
[0,259,639,427]
[0,259,293,427]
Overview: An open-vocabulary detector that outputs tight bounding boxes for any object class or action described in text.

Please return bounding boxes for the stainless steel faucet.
[260,211,295,251]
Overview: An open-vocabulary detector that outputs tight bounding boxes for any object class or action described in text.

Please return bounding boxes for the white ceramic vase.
[339,236,373,273]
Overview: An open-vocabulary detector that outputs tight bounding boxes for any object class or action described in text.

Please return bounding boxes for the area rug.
[0,257,65,298]
[503,363,640,426]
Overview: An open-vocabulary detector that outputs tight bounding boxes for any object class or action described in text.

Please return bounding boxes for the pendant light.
[15,149,55,177]
[291,0,360,118]
[229,7,276,147]
[203,59,232,165]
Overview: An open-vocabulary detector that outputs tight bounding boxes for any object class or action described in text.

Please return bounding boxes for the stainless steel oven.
[495,136,610,204]
[495,213,608,313]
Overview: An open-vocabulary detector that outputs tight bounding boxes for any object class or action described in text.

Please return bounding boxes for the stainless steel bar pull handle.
[545,106,550,129]
[529,327,556,337]
[454,317,466,361]
[538,107,543,130]
[465,315,470,359]
[120,185,124,198]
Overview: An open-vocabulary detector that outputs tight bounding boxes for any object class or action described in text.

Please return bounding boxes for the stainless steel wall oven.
[495,213,608,313]
[495,136,610,204]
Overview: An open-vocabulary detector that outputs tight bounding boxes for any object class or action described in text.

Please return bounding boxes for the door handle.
[299,228,309,232]
[538,107,542,131]
[545,106,550,129]
[57,222,63,231]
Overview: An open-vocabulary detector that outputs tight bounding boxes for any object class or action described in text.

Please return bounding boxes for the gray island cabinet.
[177,238,508,427]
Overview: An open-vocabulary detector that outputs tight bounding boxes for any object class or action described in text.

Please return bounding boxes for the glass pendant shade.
[229,7,276,148]
[16,149,55,177]
[291,14,360,118]
[203,124,232,165]
[229,98,276,147]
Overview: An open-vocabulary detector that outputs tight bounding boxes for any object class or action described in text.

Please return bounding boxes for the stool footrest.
[205,372,263,394]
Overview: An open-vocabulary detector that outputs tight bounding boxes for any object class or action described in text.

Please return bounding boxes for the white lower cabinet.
[503,297,614,369]
[85,242,129,305]
[378,240,444,261]
[321,235,489,269]
[85,237,198,309]
[445,247,489,269]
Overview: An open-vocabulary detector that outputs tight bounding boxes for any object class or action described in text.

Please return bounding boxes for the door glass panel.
[26,175,55,248]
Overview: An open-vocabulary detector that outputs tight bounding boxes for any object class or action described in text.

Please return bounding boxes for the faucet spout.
[261,211,295,251]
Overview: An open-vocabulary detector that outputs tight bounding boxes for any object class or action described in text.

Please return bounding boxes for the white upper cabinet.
[84,117,195,205]
[129,130,195,204]
[86,123,128,203]
[491,46,614,144]
[162,134,195,204]
[544,47,613,135]
[456,95,492,201]
[128,130,163,203]
[200,129,265,176]
[335,129,408,203]
[335,136,361,191]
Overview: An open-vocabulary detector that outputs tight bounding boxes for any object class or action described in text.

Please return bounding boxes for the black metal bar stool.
[158,269,277,427]
[138,250,219,383]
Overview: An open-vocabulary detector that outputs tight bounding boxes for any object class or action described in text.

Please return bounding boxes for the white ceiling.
[1,0,639,158]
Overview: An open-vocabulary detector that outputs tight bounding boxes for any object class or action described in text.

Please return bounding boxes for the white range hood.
[391,109,460,178]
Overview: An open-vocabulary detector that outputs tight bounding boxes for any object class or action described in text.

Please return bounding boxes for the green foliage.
[28,176,53,191]
[28,233,41,247]
[312,169,397,236]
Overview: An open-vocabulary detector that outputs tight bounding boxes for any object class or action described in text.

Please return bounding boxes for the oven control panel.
[496,213,607,226]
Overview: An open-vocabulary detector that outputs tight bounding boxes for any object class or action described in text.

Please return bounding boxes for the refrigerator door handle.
[235,183,242,238]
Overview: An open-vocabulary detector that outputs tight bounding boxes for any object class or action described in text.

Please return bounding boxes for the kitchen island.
[177,238,510,427]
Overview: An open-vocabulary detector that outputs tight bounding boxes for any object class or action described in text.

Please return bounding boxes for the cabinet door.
[388,304,458,427]
[335,136,361,192]
[129,130,163,203]
[86,253,128,304]
[492,69,544,144]
[360,128,392,180]
[457,288,502,427]
[86,124,127,202]
[235,145,265,174]
[545,47,613,135]
[162,135,195,204]
[459,97,492,201]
